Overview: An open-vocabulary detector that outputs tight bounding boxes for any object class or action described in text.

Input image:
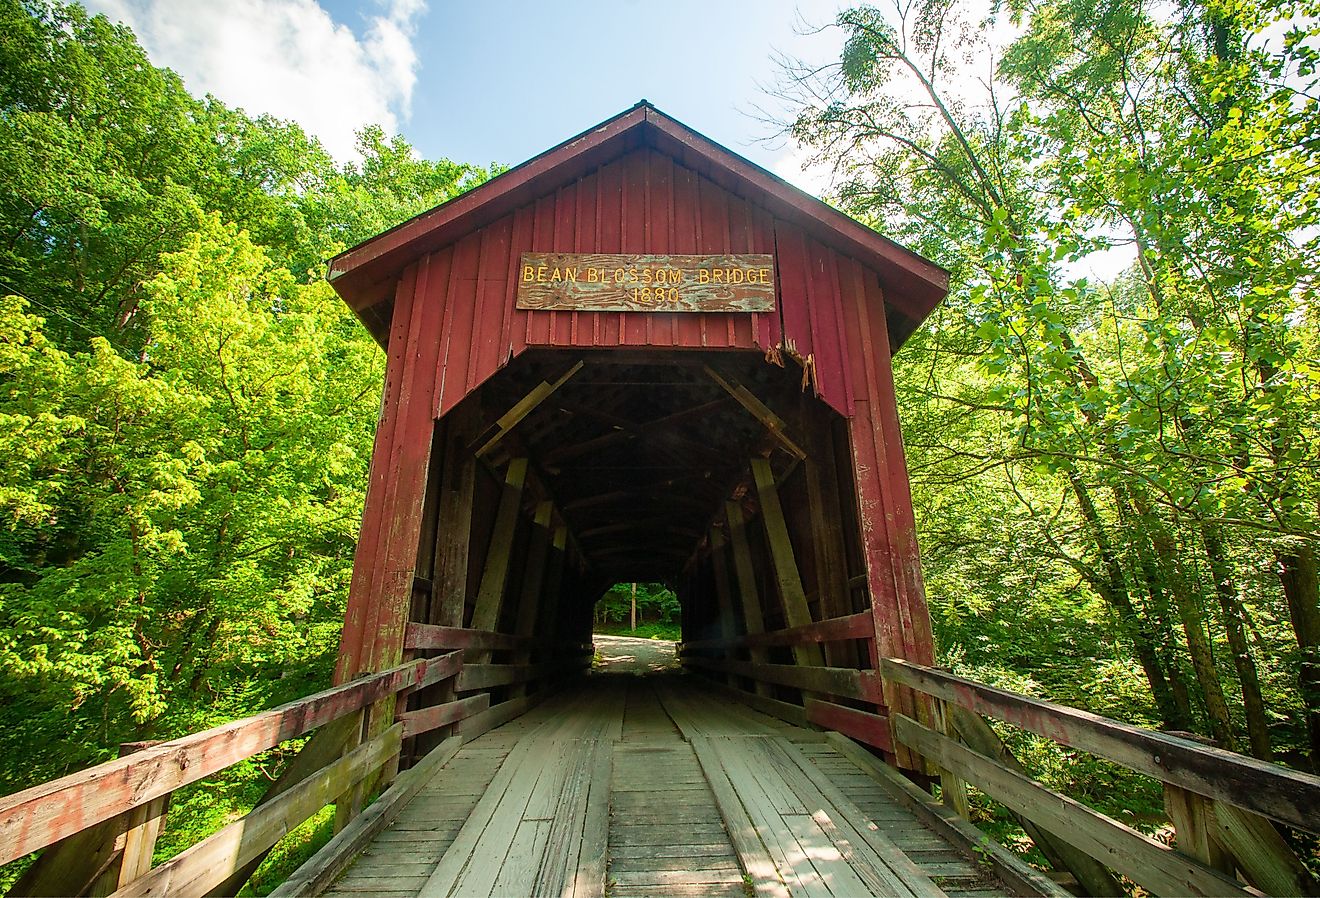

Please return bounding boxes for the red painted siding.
[404,148,795,420]
[336,139,938,714]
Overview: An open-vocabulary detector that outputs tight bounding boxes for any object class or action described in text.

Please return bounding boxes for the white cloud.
[82,0,427,161]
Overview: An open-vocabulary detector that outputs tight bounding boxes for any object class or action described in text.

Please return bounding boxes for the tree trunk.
[1277,543,1320,769]
[1113,486,1196,729]
[1067,473,1184,727]
[1203,524,1272,760]
[1138,507,1237,751]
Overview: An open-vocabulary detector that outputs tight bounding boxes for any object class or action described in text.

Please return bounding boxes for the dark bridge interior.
[408,349,871,680]
[474,351,857,583]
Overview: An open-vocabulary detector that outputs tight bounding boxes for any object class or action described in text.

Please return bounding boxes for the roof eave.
[328,102,948,351]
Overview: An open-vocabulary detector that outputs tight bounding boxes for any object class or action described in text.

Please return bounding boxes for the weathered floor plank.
[608,680,747,898]
[306,670,1033,898]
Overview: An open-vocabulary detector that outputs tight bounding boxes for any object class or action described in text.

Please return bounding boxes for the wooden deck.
[311,670,1039,898]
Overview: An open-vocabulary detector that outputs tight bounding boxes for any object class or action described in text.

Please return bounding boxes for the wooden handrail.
[404,622,535,653]
[0,657,438,866]
[892,714,1252,897]
[0,649,501,898]
[0,630,583,897]
[805,699,893,753]
[456,661,568,692]
[881,657,1320,835]
[680,611,874,652]
[683,656,885,704]
[110,725,404,898]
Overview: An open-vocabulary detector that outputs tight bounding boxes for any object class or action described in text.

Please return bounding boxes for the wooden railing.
[882,657,1320,898]
[402,622,590,737]
[683,615,1320,897]
[0,625,590,898]
[681,610,896,753]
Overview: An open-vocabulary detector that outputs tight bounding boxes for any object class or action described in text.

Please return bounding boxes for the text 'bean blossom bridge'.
[2,103,1317,898]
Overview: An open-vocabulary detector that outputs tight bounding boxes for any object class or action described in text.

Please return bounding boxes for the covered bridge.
[5,103,1316,898]
[329,101,946,765]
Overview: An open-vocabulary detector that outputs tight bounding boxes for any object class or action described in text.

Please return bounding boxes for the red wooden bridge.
[2,103,1317,898]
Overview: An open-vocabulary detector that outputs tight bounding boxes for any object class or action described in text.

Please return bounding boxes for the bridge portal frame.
[326,101,949,777]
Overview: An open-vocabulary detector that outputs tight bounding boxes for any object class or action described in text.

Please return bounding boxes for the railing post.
[333,707,371,833]
[932,698,971,820]
[1163,783,1234,875]
[110,742,170,893]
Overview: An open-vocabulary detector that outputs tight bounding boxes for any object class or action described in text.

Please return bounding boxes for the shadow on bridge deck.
[307,640,1033,898]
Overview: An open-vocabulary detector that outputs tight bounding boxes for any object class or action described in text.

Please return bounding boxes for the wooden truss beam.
[542,397,734,465]
[472,362,583,458]
[725,500,772,698]
[703,366,806,460]
[751,458,826,670]
[468,459,529,645]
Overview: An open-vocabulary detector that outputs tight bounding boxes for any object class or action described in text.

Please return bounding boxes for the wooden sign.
[515,253,775,313]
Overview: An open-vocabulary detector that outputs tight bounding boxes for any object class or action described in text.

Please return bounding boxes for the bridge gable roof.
[326,101,948,354]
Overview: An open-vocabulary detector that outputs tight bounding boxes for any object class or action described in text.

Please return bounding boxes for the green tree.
[786,0,1320,764]
[0,216,380,785]
[0,0,498,792]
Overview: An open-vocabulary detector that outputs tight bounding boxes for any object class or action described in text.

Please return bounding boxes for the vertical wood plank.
[334,263,419,684]
[709,529,739,644]
[114,794,169,891]
[1165,785,1234,874]
[368,248,449,679]
[467,219,502,392]
[536,526,569,651]
[802,414,854,669]
[481,214,514,377]
[525,194,555,346]
[645,149,676,347]
[468,458,530,662]
[750,204,781,351]
[551,183,576,346]
[511,502,554,698]
[596,160,624,346]
[672,163,701,348]
[750,459,826,669]
[933,699,971,821]
[726,501,773,698]
[436,234,481,418]
[621,148,649,346]
[837,256,926,768]
[775,223,814,363]
[508,204,535,357]
[865,278,935,672]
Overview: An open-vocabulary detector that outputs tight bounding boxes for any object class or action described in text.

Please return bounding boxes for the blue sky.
[83,0,849,192]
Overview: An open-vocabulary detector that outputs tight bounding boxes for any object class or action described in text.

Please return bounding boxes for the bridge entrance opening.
[591,583,679,639]
[392,349,873,712]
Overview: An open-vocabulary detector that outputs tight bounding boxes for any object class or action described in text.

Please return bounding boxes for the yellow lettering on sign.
[522,265,536,282]
[698,269,710,284]
[760,268,771,283]
[565,267,578,282]
[536,266,547,282]
[614,268,626,283]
